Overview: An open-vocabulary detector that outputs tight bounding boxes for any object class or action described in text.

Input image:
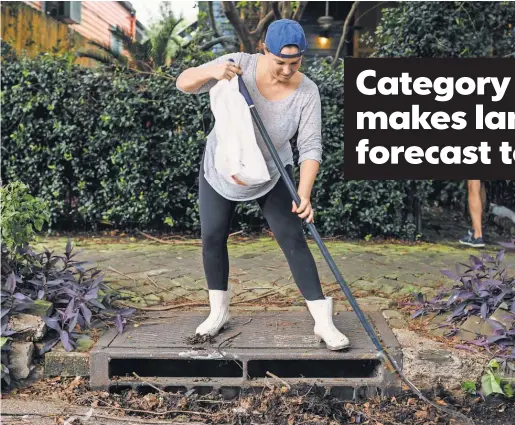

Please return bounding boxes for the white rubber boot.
[306,296,350,350]
[195,285,232,337]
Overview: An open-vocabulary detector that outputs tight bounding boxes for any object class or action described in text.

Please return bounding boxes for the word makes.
[357,105,515,130]
[356,70,511,102]
[355,140,515,165]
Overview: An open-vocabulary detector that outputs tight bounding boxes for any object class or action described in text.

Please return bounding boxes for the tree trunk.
[281,1,292,19]
[222,1,307,53]
[292,2,308,22]
[207,1,227,47]
[332,1,360,67]
[222,1,254,52]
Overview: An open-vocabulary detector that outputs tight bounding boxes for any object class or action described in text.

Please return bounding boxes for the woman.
[176,19,349,351]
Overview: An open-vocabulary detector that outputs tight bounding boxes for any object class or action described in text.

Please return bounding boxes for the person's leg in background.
[460,180,486,248]
[195,159,236,336]
[256,165,350,350]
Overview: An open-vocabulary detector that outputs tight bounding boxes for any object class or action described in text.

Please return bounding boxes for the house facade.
[24,1,144,53]
[1,1,146,66]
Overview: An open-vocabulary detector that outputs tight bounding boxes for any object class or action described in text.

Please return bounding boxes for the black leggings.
[199,159,325,301]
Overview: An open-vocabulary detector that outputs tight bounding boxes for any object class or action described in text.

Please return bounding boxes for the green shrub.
[372,1,515,58]
[2,26,513,238]
[0,181,51,252]
[1,44,209,233]
[1,44,432,238]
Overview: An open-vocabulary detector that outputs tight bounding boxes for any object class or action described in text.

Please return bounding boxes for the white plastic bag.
[209,76,271,186]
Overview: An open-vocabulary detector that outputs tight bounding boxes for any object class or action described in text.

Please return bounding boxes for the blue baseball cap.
[264,19,307,58]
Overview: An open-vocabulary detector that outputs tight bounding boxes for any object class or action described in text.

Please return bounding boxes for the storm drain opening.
[220,386,241,399]
[193,386,215,396]
[109,385,132,394]
[329,386,356,400]
[109,358,244,378]
[247,359,381,379]
[137,385,160,395]
[164,386,188,394]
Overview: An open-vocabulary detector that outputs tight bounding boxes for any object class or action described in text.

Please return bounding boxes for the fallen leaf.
[415,411,428,420]
[436,399,447,406]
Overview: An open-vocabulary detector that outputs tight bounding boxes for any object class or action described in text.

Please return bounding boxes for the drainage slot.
[329,386,356,400]
[193,386,214,396]
[109,385,132,394]
[247,359,380,378]
[164,386,187,394]
[220,386,240,399]
[137,385,160,395]
[109,359,243,378]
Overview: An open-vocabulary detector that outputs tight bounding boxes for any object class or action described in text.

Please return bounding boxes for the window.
[43,1,82,25]
[110,27,123,55]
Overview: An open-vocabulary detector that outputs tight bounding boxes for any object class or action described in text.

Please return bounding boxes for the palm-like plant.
[75,4,236,73]
[75,17,184,71]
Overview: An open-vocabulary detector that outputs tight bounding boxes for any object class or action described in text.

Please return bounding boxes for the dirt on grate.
[5,376,514,425]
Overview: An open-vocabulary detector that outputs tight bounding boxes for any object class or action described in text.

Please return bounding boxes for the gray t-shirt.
[178,52,323,201]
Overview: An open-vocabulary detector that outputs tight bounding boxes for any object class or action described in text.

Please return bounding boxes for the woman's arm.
[292,88,323,223]
[298,159,320,199]
[293,159,319,223]
[176,53,244,94]
[176,62,242,93]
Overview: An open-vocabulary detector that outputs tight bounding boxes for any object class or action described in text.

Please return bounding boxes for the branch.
[281,1,292,19]
[353,1,386,26]
[200,36,237,51]
[332,1,360,68]
[272,2,281,20]
[207,1,219,37]
[222,1,253,52]
[251,9,276,39]
[261,1,271,19]
[207,1,226,47]
[292,1,309,21]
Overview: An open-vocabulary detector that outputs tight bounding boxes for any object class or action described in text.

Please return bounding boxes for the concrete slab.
[90,311,402,400]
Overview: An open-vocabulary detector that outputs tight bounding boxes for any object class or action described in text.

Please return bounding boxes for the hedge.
[1,42,436,238]
[1,41,511,239]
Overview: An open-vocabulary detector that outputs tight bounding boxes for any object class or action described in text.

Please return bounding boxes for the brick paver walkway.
[34,236,513,317]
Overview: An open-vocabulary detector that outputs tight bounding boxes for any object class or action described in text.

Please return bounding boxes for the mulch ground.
[5,376,513,425]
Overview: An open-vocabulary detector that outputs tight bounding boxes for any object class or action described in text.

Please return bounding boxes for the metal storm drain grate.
[90,311,402,400]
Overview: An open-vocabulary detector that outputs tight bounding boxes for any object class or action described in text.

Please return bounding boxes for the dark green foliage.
[2,43,429,238]
[301,60,432,238]
[1,43,209,232]
[372,1,515,58]
[3,0,515,241]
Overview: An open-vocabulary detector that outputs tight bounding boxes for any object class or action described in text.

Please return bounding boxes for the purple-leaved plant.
[409,249,515,357]
[1,239,136,358]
